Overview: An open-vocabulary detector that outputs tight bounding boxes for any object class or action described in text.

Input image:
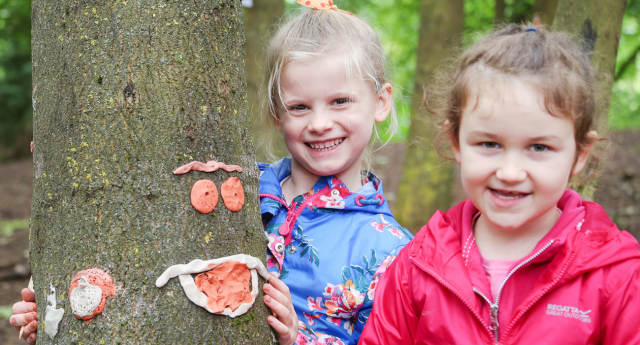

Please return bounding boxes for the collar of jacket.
[409,189,640,310]
[257,157,392,217]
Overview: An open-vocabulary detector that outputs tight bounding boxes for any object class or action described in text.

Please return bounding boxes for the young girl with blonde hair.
[361,24,640,344]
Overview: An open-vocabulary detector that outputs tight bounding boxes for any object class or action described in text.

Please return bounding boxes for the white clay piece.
[156,254,269,318]
[44,283,65,339]
[69,277,103,318]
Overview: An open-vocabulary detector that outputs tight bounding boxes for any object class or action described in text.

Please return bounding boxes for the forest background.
[0,0,639,342]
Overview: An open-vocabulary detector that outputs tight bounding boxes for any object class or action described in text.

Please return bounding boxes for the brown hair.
[433,24,602,180]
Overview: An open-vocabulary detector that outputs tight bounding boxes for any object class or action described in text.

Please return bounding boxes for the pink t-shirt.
[480,255,517,301]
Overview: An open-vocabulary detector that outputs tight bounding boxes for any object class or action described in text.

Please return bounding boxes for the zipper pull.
[279,201,297,236]
[490,304,499,342]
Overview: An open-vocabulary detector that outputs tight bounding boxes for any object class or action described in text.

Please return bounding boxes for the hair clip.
[297,0,355,16]
[525,28,538,32]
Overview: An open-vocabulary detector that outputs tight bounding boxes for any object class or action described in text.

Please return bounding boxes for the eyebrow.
[466,131,563,143]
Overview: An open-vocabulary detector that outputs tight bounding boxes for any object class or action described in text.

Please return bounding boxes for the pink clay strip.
[173,160,243,174]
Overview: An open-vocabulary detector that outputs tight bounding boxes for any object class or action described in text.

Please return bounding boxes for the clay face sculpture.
[68,268,115,320]
[190,179,219,213]
[221,177,245,212]
[156,254,269,318]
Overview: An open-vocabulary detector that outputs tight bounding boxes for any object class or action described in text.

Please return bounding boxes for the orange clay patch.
[191,179,218,213]
[221,177,244,212]
[194,261,252,313]
[68,268,115,320]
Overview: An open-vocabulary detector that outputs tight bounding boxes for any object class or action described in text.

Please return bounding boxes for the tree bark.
[533,0,559,25]
[30,1,275,344]
[554,0,628,120]
[243,0,286,162]
[394,0,464,233]
[554,0,628,198]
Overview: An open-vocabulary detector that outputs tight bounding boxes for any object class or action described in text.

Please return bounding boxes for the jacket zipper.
[410,257,495,343]
[501,231,587,340]
[473,240,555,342]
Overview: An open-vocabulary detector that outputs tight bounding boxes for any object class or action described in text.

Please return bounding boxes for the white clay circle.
[70,277,103,318]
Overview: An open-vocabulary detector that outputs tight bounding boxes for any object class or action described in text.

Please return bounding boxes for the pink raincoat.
[360,190,640,344]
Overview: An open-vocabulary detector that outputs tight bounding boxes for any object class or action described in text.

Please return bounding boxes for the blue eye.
[288,104,307,111]
[531,144,548,152]
[482,142,500,149]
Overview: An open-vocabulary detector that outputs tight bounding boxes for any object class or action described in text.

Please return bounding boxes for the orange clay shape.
[194,261,252,313]
[173,160,243,175]
[191,179,219,213]
[221,177,244,212]
[68,268,115,320]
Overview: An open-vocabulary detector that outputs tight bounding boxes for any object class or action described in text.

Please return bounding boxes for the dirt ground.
[1,130,639,343]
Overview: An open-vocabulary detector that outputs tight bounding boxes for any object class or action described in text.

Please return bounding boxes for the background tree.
[244,0,286,162]
[29,0,275,343]
[393,0,464,232]
[533,0,558,24]
[554,0,628,197]
[0,0,31,161]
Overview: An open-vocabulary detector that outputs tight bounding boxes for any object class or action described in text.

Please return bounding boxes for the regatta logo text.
[546,304,591,323]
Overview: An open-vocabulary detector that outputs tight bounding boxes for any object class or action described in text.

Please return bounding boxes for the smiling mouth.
[490,188,530,200]
[306,138,345,151]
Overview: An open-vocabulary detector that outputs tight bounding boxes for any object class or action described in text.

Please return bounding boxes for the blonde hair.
[263,9,397,169]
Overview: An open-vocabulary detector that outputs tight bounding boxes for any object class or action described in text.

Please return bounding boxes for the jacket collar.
[409,189,640,308]
[258,158,392,217]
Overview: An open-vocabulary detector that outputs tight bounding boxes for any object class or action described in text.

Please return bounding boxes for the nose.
[307,110,333,133]
[495,152,527,183]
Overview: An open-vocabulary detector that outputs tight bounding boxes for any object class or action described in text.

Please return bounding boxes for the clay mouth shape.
[155,254,270,318]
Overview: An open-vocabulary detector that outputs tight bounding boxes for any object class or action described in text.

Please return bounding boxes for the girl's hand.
[263,274,299,345]
[10,288,38,345]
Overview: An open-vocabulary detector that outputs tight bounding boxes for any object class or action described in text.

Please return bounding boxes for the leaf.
[370,249,378,266]
[280,267,289,280]
[354,274,368,293]
[310,250,320,267]
[299,242,308,248]
[342,266,351,281]
[351,265,364,274]
[363,255,370,270]
[300,246,310,257]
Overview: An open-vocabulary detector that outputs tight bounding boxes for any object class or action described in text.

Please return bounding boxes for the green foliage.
[0,0,32,161]
[0,305,13,319]
[609,0,640,129]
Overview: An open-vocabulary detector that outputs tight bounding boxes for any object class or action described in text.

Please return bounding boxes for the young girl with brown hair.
[360,24,640,344]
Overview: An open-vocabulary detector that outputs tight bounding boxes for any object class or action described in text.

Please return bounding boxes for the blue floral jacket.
[259,158,413,345]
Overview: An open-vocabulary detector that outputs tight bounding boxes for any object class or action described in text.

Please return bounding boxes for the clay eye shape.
[191,179,219,213]
[331,189,340,197]
[221,177,245,212]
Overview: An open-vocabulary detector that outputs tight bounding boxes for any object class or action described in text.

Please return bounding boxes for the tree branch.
[615,44,640,81]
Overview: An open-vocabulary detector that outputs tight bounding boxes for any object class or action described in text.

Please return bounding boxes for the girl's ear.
[446,120,462,164]
[571,130,598,176]
[374,83,393,123]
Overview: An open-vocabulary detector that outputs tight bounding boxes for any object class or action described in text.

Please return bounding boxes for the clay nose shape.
[191,179,219,213]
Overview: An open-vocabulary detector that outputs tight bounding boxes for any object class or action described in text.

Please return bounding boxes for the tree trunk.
[554,0,627,119]
[30,1,275,344]
[554,0,628,198]
[533,0,559,25]
[394,0,464,233]
[243,0,286,163]
[495,0,506,23]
